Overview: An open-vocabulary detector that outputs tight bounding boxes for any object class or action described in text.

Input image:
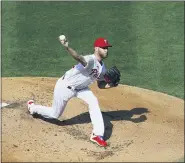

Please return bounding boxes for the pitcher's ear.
[94,47,99,52]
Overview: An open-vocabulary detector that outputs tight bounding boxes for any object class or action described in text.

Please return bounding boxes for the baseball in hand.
[59,35,66,41]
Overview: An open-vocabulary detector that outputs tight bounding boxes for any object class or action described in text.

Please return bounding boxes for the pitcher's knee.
[49,111,60,119]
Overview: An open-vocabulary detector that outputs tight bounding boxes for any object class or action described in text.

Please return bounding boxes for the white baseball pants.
[29,77,105,136]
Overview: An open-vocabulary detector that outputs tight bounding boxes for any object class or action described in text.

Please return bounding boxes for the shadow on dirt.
[32,107,149,141]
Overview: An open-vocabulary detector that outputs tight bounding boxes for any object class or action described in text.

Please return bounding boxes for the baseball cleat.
[90,133,107,147]
[27,100,34,114]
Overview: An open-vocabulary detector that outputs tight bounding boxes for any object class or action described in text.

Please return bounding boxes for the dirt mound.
[1,77,184,162]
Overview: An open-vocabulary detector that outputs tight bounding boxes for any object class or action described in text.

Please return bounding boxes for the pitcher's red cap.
[94,38,112,48]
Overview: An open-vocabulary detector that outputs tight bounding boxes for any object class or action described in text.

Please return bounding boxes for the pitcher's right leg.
[76,88,107,147]
[27,78,76,119]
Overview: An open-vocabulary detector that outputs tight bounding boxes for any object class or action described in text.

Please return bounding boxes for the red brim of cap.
[100,44,112,48]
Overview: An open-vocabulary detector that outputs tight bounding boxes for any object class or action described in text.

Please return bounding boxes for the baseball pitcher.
[27,36,121,147]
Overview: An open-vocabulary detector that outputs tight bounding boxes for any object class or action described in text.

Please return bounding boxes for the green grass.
[2,1,184,99]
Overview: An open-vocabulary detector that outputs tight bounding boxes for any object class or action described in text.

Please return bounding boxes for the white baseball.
[59,35,66,41]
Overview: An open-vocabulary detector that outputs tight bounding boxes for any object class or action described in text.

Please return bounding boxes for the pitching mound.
[2,77,184,162]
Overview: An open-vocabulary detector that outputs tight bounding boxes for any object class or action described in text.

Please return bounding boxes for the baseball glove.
[104,66,121,87]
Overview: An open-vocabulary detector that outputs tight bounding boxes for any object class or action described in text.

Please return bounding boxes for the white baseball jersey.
[63,54,106,90]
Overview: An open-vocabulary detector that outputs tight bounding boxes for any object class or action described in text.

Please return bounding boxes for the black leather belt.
[67,86,72,89]
[62,76,80,91]
[67,86,81,91]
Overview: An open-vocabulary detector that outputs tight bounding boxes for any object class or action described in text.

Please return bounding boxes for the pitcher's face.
[98,47,108,58]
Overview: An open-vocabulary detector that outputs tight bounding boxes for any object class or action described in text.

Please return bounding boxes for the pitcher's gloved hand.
[104,66,121,87]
